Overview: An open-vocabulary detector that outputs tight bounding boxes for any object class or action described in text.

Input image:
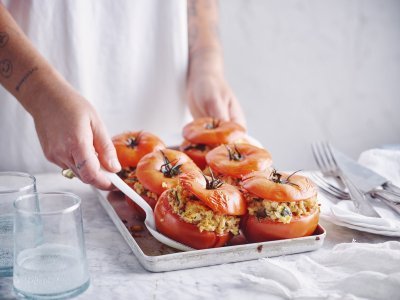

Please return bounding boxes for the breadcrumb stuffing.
[124,175,158,201]
[167,186,240,235]
[246,195,319,224]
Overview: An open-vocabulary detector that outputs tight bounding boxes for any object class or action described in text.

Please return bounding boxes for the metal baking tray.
[96,190,326,272]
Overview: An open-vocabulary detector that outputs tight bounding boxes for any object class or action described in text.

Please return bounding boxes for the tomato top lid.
[241,170,317,202]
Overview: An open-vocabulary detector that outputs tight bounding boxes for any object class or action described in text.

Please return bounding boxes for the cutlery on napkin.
[319,147,400,236]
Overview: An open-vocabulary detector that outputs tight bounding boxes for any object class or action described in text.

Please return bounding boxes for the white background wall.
[219,0,400,170]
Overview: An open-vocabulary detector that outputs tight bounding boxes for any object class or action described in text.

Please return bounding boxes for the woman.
[0,0,245,189]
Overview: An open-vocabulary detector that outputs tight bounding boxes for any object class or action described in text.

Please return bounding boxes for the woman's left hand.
[187,68,246,128]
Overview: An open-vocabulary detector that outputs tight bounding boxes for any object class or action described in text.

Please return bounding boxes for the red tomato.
[136,149,200,196]
[154,190,232,249]
[227,231,248,246]
[180,169,247,216]
[182,117,246,145]
[206,144,273,178]
[240,169,319,242]
[112,131,165,168]
[179,140,217,170]
[241,209,319,242]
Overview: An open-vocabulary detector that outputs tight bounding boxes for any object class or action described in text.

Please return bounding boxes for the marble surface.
[0,173,399,300]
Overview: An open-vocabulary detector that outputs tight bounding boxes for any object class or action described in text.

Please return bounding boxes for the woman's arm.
[187,0,246,126]
[0,5,120,189]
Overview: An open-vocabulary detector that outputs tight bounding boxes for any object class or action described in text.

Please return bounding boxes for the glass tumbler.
[13,192,90,299]
[0,172,36,277]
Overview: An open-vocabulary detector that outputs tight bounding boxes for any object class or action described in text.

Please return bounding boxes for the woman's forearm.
[187,0,224,75]
[186,0,246,126]
[0,4,68,117]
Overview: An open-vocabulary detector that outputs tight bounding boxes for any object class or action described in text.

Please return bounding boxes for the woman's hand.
[31,82,121,190]
[187,68,246,127]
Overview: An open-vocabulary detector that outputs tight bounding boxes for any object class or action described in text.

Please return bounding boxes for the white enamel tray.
[96,190,326,272]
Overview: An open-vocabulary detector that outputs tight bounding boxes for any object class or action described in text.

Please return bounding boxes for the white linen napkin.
[237,241,400,300]
[330,200,400,231]
[358,148,400,187]
[320,148,400,235]
[139,241,400,300]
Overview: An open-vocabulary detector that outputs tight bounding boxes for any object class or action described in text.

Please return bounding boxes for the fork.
[309,172,349,200]
[311,171,400,215]
[311,141,380,217]
[311,143,347,191]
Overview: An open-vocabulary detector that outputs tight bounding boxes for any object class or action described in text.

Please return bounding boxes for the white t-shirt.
[0,0,190,173]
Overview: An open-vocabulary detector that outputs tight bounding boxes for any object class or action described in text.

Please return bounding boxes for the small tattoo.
[189,46,216,61]
[76,160,87,170]
[0,59,12,78]
[15,66,38,92]
[188,0,197,17]
[188,26,198,50]
[0,32,9,47]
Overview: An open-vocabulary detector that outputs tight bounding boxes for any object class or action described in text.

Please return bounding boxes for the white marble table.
[1,173,399,300]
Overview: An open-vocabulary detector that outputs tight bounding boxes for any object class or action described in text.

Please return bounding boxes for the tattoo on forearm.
[15,66,38,91]
[187,0,220,54]
[188,0,198,51]
[188,0,197,17]
[0,59,12,78]
[188,27,198,51]
[0,32,9,48]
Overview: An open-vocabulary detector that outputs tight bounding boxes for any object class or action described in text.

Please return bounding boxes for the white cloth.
[0,0,190,173]
[358,148,400,187]
[236,241,400,300]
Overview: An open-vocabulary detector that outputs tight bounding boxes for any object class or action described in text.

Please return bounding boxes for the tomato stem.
[159,150,182,178]
[225,144,242,161]
[204,168,224,189]
[269,169,300,188]
[205,118,220,130]
[125,131,143,148]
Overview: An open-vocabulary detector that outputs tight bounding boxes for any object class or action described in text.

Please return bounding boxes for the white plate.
[321,214,400,237]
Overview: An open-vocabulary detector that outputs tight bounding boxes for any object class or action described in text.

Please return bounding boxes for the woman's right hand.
[30,82,121,190]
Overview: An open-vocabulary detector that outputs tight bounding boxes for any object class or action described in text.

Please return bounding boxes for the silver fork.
[311,171,400,215]
[309,172,349,200]
[311,141,380,217]
[311,142,347,190]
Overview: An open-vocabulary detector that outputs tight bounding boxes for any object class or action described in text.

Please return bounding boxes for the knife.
[370,192,400,215]
[334,149,400,201]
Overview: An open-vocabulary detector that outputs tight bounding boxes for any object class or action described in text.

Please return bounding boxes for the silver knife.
[334,150,400,196]
[370,192,400,214]
[334,150,400,213]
